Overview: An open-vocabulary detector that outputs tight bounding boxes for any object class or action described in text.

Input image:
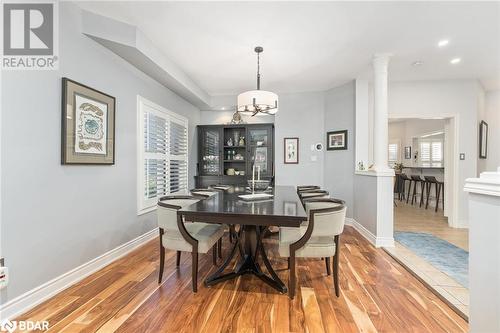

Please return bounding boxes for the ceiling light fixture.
[438,39,449,48]
[237,46,278,116]
[450,58,461,64]
[412,61,424,67]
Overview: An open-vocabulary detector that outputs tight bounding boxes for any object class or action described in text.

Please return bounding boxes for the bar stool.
[408,175,425,206]
[398,174,410,201]
[424,176,444,212]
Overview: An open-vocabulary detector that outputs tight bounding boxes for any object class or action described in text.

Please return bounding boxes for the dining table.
[178,185,308,294]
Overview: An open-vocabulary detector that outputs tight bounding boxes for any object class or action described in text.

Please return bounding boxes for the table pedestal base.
[204,225,287,293]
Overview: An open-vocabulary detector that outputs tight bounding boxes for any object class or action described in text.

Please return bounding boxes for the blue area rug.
[394,231,468,287]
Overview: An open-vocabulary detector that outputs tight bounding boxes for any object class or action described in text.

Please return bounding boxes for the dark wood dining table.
[178,185,308,293]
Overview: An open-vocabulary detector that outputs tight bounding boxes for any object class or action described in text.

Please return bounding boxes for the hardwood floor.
[17,227,467,332]
[394,201,468,251]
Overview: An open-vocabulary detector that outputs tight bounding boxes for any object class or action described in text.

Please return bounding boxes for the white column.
[464,167,500,333]
[372,54,391,171]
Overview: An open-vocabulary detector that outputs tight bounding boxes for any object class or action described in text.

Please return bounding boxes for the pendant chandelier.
[237,46,278,116]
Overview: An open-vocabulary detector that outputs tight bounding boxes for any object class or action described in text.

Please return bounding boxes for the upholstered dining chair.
[157,195,225,292]
[279,198,346,298]
[189,188,226,254]
[296,185,321,193]
[298,190,330,203]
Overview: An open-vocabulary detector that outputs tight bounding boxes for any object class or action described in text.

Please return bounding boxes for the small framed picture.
[479,120,488,159]
[327,130,347,151]
[284,137,299,164]
[404,146,412,159]
[61,78,115,165]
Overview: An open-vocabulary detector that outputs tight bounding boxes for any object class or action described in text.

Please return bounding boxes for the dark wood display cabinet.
[195,124,274,188]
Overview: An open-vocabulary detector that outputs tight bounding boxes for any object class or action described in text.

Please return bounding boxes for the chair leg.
[212,245,217,265]
[289,255,296,299]
[218,238,222,259]
[435,184,441,212]
[176,251,181,267]
[334,236,340,297]
[158,246,165,284]
[406,181,412,204]
[325,257,331,275]
[158,229,165,284]
[192,252,198,292]
[419,182,425,207]
[411,181,418,205]
[425,183,431,209]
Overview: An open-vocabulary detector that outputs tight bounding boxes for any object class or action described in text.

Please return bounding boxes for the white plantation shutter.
[138,97,188,214]
[388,143,398,165]
[420,142,431,165]
[169,120,188,194]
[419,139,443,167]
[431,142,443,165]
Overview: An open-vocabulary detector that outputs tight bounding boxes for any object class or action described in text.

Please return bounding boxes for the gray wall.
[0,2,200,303]
[274,92,325,187]
[323,81,355,217]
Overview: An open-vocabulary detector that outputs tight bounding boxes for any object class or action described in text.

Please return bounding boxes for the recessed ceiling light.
[412,61,424,67]
[438,39,449,48]
[221,107,226,110]
[450,58,461,64]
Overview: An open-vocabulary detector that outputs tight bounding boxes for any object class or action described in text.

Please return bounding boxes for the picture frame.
[284,137,299,164]
[326,130,348,151]
[404,146,412,159]
[61,78,116,165]
[479,120,488,159]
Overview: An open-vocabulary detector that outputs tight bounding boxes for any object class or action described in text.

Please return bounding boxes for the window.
[137,96,188,214]
[419,139,443,167]
[388,141,399,166]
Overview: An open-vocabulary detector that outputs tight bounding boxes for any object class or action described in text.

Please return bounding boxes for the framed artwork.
[479,120,488,159]
[404,146,412,159]
[284,137,299,164]
[61,78,115,164]
[327,130,347,151]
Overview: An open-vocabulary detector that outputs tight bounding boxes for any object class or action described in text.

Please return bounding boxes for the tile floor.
[387,200,469,319]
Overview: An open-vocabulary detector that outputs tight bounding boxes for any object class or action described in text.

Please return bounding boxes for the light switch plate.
[311,155,317,162]
[460,153,465,160]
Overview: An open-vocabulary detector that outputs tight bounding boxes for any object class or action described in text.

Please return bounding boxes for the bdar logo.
[0,319,17,333]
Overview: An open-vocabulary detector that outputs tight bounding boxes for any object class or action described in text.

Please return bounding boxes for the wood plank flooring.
[394,200,468,250]
[17,227,468,332]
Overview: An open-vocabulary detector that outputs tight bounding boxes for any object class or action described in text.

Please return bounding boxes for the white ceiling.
[76,1,500,95]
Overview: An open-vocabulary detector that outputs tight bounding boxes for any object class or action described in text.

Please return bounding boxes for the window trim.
[137,95,189,215]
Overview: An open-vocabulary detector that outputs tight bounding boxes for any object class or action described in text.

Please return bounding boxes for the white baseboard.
[345,218,394,248]
[0,228,158,320]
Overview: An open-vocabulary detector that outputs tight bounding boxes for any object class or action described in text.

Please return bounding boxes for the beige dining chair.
[298,190,330,203]
[279,198,346,298]
[189,188,227,254]
[157,195,225,292]
[296,185,321,193]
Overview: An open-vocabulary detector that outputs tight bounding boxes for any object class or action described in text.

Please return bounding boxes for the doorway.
[385,116,469,320]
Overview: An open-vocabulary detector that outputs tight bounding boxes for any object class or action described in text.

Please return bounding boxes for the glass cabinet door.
[247,127,273,177]
[200,128,221,175]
